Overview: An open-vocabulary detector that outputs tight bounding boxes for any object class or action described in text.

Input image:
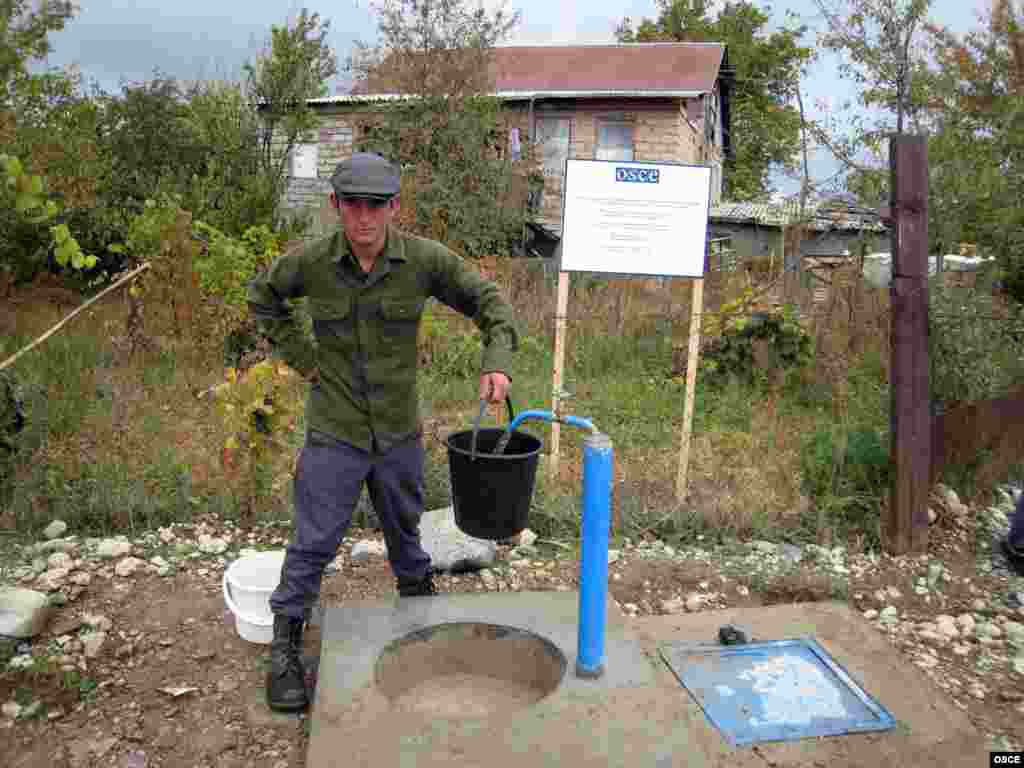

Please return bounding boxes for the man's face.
[331,192,400,253]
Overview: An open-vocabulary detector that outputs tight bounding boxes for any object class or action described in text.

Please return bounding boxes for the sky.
[36,0,996,199]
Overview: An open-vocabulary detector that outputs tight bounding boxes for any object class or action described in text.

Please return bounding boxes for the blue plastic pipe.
[497,409,612,680]
[576,431,613,679]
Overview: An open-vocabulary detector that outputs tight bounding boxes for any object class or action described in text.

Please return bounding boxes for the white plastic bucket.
[222,550,286,644]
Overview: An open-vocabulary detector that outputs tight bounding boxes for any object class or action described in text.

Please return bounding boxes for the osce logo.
[615,167,660,184]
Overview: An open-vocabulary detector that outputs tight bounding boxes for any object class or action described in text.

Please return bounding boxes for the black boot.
[398,569,437,597]
[266,615,308,712]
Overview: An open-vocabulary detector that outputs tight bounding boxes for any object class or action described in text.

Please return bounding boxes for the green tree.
[616,0,812,200]
[244,8,337,225]
[347,0,538,258]
[926,0,1024,297]
[0,0,76,106]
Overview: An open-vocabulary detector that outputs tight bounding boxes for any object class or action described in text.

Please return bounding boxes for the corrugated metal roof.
[309,90,703,105]
[346,42,725,99]
[709,200,887,232]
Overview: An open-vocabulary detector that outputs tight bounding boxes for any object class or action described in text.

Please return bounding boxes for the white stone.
[623,603,639,614]
[919,630,947,645]
[46,552,73,571]
[935,615,960,639]
[915,654,939,670]
[886,586,903,600]
[660,598,686,614]
[0,587,54,638]
[82,631,106,659]
[685,593,703,612]
[863,609,879,620]
[70,572,92,587]
[737,585,750,597]
[114,557,144,577]
[2,701,22,719]
[927,507,937,524]
[96,540,132,559]
[519,529,537,548]
[149,556,169,569]
[35,568,70,592]
[607,550,621,565]
[971,598,987,612]
[879,606,899,623]
[1005,622,1024,649]
[951,643,971,656]
[6,654,33,671]
[42,521,68,540]
[350,540,387,562]
[158,527,175,544]
[197,535,228,555]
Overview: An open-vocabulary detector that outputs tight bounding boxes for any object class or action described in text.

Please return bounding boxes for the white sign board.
[560,159,711,278]
[291,144,319,179]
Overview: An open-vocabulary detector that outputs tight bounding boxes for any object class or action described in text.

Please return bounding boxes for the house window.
[596,121,634,161]
[535,116,571,179]
[291,144,318,179]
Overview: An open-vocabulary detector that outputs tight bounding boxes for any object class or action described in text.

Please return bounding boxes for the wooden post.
[676,277,704,501]
[549,271,570,480]
[886,135,930,555]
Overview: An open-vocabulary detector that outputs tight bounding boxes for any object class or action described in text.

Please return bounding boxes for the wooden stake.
[549,270,570,480]
[0,262,151,373]
[676,277,704,501]
[886,135,930,555]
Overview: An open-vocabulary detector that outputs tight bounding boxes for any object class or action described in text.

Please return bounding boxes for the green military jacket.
[247,225,518,454]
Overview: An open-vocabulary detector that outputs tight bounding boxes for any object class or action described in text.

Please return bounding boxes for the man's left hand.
[480,372,511,404]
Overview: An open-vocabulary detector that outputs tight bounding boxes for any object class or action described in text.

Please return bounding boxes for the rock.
[886,586,903,600]
[660,598,686,614]
[150,556,169,569]
[956,614,976,636]
[879,606,899,623]
[685,593,704,612]
[83,613,112,632]
[417,507,497,572]
[96,539,132,559]
[1005,622,1024,649]
[197,534,228,555]
[158,527,175,544]
[972,598,987,612]
[43,520,68,540]
[2,701,22,719]
[7,654,34,671]
[0,587,54,638]
[114,557,144,577]
[751,540,777,554]
[350,540,387,562]
[915,654,939,670]
[779,544,803,564]
[35,567,70,592]
[927,562,943,589]
[863,609,879,620]
[47,551,74,570]
[32,539,78,556]
[519,529,537,548]
[82,631,106,659]
[623,603,639,614]
[608,549,621,564]
[1013,656,1024,676]
[975,622,997,641]
[952,643,971,656]
[736,585,750,597]
[479,570,497,589]
[919,630,947,645]
[69,572,92,587]
[935,615,959,638]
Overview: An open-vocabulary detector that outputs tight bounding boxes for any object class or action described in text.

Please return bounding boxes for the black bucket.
[446,397,542,540]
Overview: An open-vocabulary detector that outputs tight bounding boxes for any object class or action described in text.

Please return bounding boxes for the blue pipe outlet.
[576,431,613,679]
[496,409,612,679]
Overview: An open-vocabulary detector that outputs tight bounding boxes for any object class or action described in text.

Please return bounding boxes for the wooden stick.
[0,262,151,373]
[549,270,570,480]
[676,277,704,501]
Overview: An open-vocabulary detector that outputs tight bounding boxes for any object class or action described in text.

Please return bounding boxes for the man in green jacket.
[247,152,517,712]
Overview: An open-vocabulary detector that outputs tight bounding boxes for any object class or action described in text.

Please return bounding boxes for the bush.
[701,305,812,387]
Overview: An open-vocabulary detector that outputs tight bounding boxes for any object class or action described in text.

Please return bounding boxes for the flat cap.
[330,152,401,198]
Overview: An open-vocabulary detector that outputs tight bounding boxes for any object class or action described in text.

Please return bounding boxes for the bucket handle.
[470,395,515,461]
[222,570,273,629]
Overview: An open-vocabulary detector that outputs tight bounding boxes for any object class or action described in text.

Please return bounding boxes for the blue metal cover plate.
[659,638,898,746]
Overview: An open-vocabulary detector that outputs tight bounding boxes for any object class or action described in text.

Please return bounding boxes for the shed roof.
[709,200,887,233]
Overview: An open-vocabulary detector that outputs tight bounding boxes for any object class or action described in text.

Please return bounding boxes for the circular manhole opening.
[375,622,567,719]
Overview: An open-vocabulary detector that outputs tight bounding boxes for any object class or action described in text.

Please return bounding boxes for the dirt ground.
[1,503,1019,767]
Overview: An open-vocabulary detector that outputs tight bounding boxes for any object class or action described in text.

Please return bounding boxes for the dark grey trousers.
[269,429,432,620]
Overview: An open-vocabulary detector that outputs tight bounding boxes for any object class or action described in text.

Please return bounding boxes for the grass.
[0,258,999,554]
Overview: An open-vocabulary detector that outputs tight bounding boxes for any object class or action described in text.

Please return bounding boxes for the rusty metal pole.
[886,135,930,555]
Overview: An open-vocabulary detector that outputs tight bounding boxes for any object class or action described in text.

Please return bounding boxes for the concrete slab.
[307,595,989,768]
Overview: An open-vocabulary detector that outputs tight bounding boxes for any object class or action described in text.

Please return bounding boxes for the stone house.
[277,43,733,249]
